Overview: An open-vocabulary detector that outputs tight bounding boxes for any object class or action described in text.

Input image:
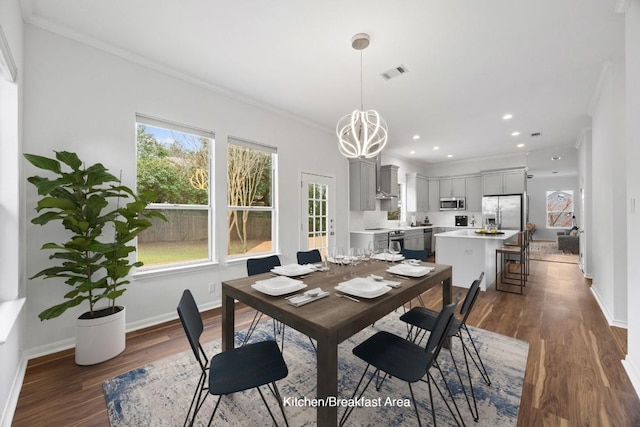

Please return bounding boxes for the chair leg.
[241,311,263,346]
[447,342,478,421]
[461,324,491,386]
[207,395,223,427]
[408,382,423,427]
[339,365,376,426]
[269,382,290,427]
[431,363,466,427]
[184,368,208,427]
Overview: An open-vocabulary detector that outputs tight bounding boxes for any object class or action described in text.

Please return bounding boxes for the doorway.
[300,173,335,259]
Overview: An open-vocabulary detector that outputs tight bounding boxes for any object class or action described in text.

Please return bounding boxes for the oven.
[388,230,404,250]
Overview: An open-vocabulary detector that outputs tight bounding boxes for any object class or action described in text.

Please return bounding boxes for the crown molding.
[20,7,332,136]
[588,60,612,116]
[0,23,17,82]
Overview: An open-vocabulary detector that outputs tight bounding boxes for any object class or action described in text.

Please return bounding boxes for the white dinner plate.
[387,264,434,277]
[334,284,391,299]
[251,281,307,296]
[254,276,304,291]
[271,263,316,276]
[372,253,405,262]
[338,277,388,294]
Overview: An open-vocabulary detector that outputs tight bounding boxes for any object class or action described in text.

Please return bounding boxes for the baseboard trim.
[622,357,640,400]
[0,352,28,427]
[24,299,222,360]
[590,286,614,325]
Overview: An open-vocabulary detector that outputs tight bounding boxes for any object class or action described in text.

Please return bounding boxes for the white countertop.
[435,228,519,240]
[350,225,480,234]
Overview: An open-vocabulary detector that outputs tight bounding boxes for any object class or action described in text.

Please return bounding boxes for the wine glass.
[388,241,401,263]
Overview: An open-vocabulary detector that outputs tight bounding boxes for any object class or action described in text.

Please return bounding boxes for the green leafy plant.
[25,151,166,320]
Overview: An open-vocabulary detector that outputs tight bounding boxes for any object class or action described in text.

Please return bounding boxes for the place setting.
[334,273,402,301]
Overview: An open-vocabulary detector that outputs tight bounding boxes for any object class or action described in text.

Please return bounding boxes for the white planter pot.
[75,306,126,365]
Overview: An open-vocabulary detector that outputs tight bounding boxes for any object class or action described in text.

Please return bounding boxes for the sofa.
[557,230,579,254]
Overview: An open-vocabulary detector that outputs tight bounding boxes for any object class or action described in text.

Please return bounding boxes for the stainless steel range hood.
[375,155,398,200]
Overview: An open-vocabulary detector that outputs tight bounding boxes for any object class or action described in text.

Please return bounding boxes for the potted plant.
[25,151,166,365]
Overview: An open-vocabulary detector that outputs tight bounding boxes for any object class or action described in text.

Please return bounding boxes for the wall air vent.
[381,65,408,80]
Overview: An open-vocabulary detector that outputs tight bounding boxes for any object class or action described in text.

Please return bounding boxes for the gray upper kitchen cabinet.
[428,179,440,211]
[403,229,424,250]
[465,175,482,211]
[482,169,526,195]
[406,173,429,212]
[349,158,376,211]
[439,177,466,198]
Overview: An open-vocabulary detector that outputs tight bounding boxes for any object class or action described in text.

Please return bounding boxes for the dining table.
[221,258,453,427]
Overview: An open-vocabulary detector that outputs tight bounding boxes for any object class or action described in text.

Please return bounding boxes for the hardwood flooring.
[12,258,640,426]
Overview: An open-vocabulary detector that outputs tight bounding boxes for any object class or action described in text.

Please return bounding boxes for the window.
[546,190,574,228]
[135,115,213,268]
[227,137,277,258]
[387,183,403,221]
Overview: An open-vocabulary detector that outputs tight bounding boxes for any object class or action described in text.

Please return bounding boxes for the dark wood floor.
[12,258,640,426]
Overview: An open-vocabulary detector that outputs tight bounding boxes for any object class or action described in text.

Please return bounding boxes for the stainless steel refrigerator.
[482,193,526,230]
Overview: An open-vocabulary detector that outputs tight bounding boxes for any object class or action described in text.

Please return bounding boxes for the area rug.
[529,240,579,264]
[103,311,528,426]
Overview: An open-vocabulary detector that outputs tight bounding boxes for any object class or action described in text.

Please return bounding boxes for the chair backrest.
[460,272,484,316]
[424,291,462,363]
[400,248,428,261]
[177,289,207,369]
[247,255,281,276]
[297,249,322,264]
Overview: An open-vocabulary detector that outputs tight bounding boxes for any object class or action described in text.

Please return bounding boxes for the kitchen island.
[435,228,519,291]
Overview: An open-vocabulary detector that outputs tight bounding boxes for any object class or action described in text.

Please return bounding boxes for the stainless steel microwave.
[439,197,466,211]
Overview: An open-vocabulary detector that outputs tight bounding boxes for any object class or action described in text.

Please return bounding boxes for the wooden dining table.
[221,260,453,427]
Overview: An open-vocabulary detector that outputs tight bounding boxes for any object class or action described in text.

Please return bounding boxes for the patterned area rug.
[103,311,528,426]
[529,240,579,264]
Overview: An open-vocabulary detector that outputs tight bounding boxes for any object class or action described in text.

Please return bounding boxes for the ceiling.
[21,0,625,176]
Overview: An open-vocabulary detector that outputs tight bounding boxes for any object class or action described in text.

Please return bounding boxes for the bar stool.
[495,231,527,294]
[503,229,531,279]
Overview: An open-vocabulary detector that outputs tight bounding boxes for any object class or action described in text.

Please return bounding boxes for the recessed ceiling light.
[410,150,416,154]
[447,154,453,158]
[517,143,525,148]
[412,134,420,140]
[552,171,559,174]
[433,146,440,150]
[511,131,520,136]
[551,156,561,161]
[503,114,513,120]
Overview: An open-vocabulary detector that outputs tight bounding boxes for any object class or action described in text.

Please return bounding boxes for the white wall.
[590,58,627,327]
[623,0,640,398]
[526,175,580,241]
[22,25,350,354]
[0,0,25,425]
[577,130,593,277]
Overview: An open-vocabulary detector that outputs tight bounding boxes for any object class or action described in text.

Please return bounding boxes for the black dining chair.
[340,295,465,427]
[177,289,289,426]
[400,248,428,261]
[243,255,284,347]
[400,272,489,421]
[296,249,322,265]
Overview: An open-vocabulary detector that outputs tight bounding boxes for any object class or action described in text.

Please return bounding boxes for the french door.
[300,173,335,260]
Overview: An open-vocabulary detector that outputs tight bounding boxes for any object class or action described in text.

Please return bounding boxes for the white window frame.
[134,114,215,271]
[546,190,574,229]
[226,136,278,260]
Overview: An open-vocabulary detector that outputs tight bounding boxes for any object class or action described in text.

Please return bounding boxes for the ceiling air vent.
[381,65,408,80]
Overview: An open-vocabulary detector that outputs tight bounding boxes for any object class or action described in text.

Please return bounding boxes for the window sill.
[133,261,219,280]
[0,298,26,345]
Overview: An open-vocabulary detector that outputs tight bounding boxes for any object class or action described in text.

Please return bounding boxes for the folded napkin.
[287,287,329,307]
